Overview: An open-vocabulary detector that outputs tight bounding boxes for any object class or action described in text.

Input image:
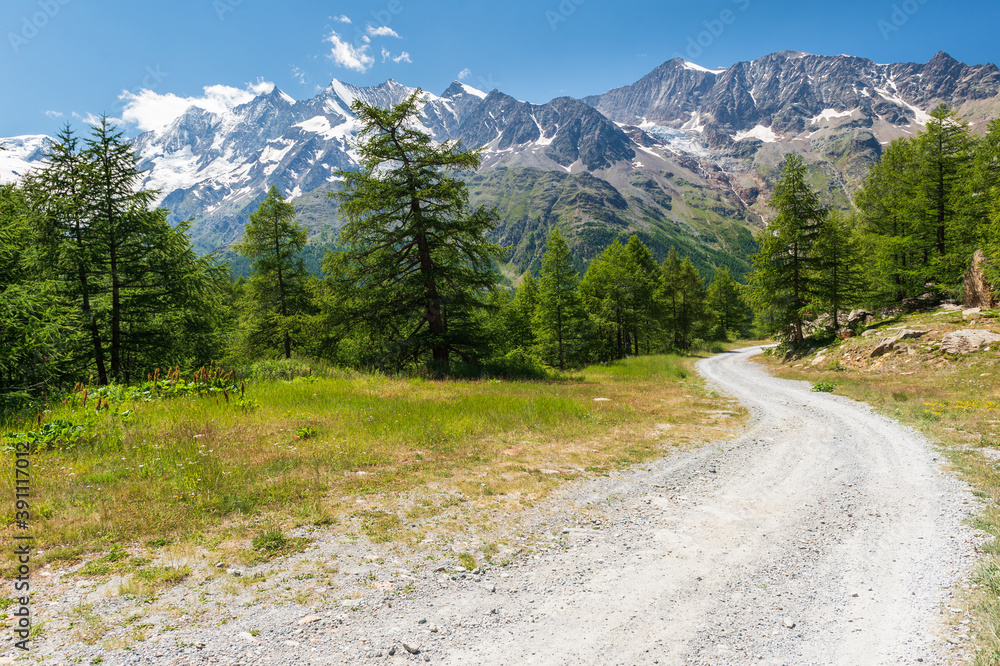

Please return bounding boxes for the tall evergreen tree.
[706,266,747,341]
[25,118,224,383]
[855,138,924,304]
[661,249,707,350]
[0,183,80,412]
[235,185,311,359]
[535,229,587,370]
[324,91,504,371]
[746,154,827,342]
[813,211,865,328]
[509,272,539,350]
[916,104,976,287]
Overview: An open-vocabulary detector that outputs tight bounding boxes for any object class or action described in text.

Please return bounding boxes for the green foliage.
[812,211,866,326]
[856,105,981,304]
[811,381,835,393]
[706,265,748,341]
[580,236,662,360]
[320,90,504,372]
[234,185,313,360]
[746,154,828,342]
[23,120,227,387]
[535,229,590,370]
[661,248,708,351]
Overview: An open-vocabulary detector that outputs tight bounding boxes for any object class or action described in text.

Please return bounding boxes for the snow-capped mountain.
[4,51,1000,271]
[0,135,52,182]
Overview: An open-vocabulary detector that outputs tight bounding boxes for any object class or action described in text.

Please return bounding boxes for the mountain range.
[4,50,999,278]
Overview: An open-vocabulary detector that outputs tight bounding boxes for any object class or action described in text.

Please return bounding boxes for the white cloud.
[248,79,275,96]
[332,14,351,23]
[118,82,271,132]
[367,25,399,38]
[72,112,112,127]
[458,68,472,80]
[291,66,308,85]
[44,110,64,119]
[325,30,374,73]
[382,47,412,64]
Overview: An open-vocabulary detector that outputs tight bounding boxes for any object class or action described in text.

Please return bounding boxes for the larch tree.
[534,229,587,370]
[706,266,746,341]
[746,154,827,342]
[324,90,504,371]
[236,185,311,360]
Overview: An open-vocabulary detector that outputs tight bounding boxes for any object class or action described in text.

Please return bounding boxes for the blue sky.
[1,0,998,137]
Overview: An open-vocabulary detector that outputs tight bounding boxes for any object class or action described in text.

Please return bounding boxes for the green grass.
[1,354,740,573]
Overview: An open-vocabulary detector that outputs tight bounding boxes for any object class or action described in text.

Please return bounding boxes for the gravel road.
[19,346,980,665]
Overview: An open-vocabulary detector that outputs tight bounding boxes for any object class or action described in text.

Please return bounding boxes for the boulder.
[836,328,855,340]
[847,309,873,327]
[940,329,1000,354]
[870,329,930,358]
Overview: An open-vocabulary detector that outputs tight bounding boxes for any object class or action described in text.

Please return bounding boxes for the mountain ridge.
[4,50,999,277]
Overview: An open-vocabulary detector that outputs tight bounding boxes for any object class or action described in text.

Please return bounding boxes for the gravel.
[7,346,981,665]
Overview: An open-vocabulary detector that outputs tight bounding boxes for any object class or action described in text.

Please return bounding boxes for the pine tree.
[580,238,633,360]
[25,118,225,383]
[916,104,976,287]
[661,249,707,350]
[509,272,539,350]
[0,183,80,412]
[535,229,587,370]
[855,138,923,304]
[813,212,865,329]
[746,154,826,342]
[236,185,311,359]
[325,91,504,371]
[706,266,746,341]
[625,236,661,356]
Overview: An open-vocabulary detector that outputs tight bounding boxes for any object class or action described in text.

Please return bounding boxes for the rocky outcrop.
[940,329,1000,354]
[870,329,931,358]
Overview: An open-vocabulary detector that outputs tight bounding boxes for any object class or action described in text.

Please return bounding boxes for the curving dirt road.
[430,346,978,664]
[49,346,978,665]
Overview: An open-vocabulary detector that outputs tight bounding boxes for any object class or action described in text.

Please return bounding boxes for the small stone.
[485,583,497,593]
[418,618,427,624]
[239,632,258,642]
[850,593,859,597]
[298,614,322,625]
[783,618,796,629]
[388,647,397,656]
[403,643,420,654]
[284,640,301,647]
[215,561,224,568]
[227,569,241,577]
[430,625,439,633]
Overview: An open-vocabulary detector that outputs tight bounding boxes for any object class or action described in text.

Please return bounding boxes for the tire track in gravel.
[432,346,978,665]
[96,346,980,665]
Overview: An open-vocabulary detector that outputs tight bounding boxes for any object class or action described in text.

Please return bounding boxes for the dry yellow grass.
[0,354,744,579]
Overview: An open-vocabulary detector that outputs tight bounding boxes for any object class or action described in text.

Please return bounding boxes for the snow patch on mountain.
[810,108,856,124]
[0,135,50,183]
[733,125,779,143]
